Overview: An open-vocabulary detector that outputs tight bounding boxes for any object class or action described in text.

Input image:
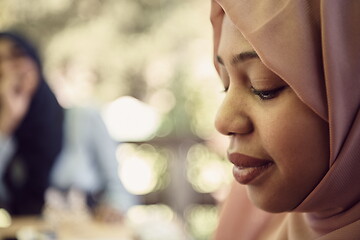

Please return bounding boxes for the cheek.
[260,100,329,180]
[20,58,40,96]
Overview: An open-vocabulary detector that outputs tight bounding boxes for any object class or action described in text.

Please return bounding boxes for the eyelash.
[222,86,286,101]
[250,86,286,100]
[221,86,229,93]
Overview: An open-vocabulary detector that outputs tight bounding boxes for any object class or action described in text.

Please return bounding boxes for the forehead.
[0,38,17,54]
[218,16,254,62]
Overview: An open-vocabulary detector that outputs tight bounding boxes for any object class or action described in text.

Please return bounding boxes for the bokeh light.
[127,204,189,240]
[185,204,219,240]
[116,143,169,195]
[0,208,11,228]
[187,144,232,193]
[127,204,174,225]
[102,96,162,142]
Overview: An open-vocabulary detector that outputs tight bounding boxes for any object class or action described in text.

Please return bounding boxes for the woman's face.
[0,38,39,96]
[215,16,330,212]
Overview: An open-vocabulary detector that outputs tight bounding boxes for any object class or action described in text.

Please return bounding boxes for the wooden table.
[0,216,138,240]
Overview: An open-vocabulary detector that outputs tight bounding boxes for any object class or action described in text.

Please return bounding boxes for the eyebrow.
[217,51,259,66]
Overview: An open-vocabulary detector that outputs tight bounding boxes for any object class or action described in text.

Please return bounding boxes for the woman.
[0,31,137,220]
[211,0,360,239]
[0,32,64,215]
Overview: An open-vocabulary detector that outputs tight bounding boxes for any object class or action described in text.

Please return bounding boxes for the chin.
[246,187,300,213]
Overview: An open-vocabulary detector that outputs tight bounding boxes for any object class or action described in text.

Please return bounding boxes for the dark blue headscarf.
[0,31,64,215]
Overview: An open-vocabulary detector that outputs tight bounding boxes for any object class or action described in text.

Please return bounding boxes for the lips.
[228,153,274,184]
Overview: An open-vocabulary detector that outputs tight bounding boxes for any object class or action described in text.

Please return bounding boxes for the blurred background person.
[49,105,139,222]
[0,31,64,215]
[1,1,226,239]
[0,31,138,221]
[0,33,63,215]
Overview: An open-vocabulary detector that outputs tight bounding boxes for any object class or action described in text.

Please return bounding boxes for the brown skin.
[215,16,330,213]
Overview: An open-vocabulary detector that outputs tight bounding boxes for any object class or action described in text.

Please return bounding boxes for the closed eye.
[251,86,286,100]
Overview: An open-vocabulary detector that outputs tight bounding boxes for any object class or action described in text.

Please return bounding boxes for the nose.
[215,90,253,136]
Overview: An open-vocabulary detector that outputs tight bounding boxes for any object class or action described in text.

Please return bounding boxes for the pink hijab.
[211,0,360,239]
